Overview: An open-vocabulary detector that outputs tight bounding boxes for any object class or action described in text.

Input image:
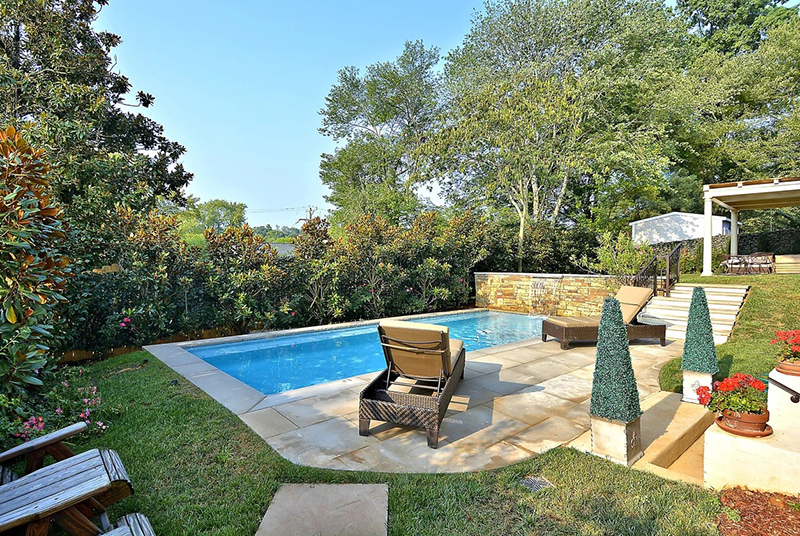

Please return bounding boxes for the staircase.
[637,283,750,344]
[775,254,800,274]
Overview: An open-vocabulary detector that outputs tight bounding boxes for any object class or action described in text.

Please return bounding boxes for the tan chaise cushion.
[378,320,459,377]
[544,316,601,328]
[615,286,653,324]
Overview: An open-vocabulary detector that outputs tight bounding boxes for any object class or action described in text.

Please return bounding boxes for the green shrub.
[0,127,69,393]
[681,287,719,374]
[582,231,654,285]
[590,297,642,423]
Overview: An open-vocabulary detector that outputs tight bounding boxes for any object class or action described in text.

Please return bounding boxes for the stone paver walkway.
[256,484,388,536]
[148,334,683,473]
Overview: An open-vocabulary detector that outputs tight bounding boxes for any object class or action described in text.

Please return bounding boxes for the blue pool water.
[188,310,543,396]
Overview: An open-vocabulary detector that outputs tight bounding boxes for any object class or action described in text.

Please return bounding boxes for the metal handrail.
[770,376,800,403]
[632,243,682,297]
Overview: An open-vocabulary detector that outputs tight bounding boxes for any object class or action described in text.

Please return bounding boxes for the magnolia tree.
[0,127,69,393]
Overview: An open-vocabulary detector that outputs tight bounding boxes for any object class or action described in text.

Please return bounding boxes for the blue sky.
[96,0,485,227]
[96,0,797,228]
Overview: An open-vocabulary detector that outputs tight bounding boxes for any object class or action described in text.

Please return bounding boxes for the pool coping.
[144,308,542,415]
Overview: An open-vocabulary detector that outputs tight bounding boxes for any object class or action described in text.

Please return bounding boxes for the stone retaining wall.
[475,272,619,317]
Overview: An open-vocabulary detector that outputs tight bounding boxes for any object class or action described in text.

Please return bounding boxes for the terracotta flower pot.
[716,408,773,437]
[776,360,800,377]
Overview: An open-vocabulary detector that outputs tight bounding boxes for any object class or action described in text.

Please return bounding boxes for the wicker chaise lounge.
[541,285,666,350]
[359,320,466,448]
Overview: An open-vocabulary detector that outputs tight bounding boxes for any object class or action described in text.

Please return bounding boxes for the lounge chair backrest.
[378,320,453,380]
[615,286,653,324]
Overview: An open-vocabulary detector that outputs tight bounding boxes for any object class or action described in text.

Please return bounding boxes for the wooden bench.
[0,422,87,482]
[0,448,133,535]
[106,514,156,536]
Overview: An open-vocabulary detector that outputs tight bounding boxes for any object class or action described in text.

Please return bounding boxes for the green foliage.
[179,196,247,236]
[203,225,286,332]
[681,287,719,373]
[0,127,69,393]
[251,224,301,242]
[582,232,654,285]
[0,0,191,223]
[57,207,215,352]
[318,40,440,227]
[590,298,642,423]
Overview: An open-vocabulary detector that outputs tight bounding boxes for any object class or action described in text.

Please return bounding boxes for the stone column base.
[682,371,713,404]
[590,415,644,466]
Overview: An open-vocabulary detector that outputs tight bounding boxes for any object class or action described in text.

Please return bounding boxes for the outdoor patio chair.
[0,421,87,485]
[358,320,466,448]
[0,448,135,535]
[541,285,666,350]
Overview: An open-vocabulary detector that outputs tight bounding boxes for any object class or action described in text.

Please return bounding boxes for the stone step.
[648,297,742,312]
[664,328,731,345]
[667,290,748,302]
[640,307,738,323]
[672,283,750,291]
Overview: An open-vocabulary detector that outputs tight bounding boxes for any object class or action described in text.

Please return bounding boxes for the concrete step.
[666,291,747,303]
[672,283,750,292]
[664,328,730,345]
[640,307,738,323]
[648,297,742,312]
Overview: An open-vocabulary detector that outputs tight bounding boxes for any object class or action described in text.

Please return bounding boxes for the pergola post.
[702,197,714,276]
[730,209,739,256]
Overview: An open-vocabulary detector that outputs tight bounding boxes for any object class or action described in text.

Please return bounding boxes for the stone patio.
[147,334,683,473]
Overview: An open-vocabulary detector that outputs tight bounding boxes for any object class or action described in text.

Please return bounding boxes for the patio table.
[0,448,133,535]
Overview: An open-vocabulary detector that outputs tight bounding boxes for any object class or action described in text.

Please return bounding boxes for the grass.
[67,351,723,535]
[659,273,800,392]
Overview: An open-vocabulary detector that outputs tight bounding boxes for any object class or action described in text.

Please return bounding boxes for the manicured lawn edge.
[67,351,724,535]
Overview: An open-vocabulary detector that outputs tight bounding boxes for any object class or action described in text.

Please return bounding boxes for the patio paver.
[256,484,388,536]
[147,335,684,473]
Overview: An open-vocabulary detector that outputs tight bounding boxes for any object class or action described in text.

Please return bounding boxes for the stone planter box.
[682,370,713,404]
[591,415,644,466]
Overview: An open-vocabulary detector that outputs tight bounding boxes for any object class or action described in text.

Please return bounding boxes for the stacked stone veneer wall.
[475,273,619,317]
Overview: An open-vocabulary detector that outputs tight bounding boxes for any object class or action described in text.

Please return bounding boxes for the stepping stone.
[256,484,388,536]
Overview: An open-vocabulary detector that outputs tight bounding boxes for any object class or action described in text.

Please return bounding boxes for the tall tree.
[677,0,796,53]
[318,40,440,228]
[0,0,192,261]
[424,0,684,257]
[179,197,247,235]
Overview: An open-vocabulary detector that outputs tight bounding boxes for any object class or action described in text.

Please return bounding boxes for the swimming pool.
[187,310,543,396]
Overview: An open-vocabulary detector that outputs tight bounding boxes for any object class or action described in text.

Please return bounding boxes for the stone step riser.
[649,299,742,311]
[640,308,738,323]
[666,293,747,303]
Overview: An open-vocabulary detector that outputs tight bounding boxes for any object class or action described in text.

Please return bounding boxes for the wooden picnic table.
[0,448,133,536]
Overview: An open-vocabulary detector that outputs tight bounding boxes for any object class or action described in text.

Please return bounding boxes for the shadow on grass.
[717,353,734,379]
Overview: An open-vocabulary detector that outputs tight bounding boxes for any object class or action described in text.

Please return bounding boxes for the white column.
[730,209,739,256]
[702,197,714,276]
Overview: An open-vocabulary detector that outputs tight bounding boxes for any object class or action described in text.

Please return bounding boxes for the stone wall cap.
[474,272,612,279]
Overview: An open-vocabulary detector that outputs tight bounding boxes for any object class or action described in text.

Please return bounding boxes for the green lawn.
[68,352,723,535]
[659,273,800,392]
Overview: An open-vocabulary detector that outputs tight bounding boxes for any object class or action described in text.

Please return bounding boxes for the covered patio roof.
[702,177,800,275]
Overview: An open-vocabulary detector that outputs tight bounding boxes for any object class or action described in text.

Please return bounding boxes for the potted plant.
[590,297,644,466]
[681,287,719,404]
[772,330,800,377]
[696,373,772,437]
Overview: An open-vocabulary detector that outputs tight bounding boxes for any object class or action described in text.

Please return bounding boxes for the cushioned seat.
[359,319,466,448]
[541,286,666,350]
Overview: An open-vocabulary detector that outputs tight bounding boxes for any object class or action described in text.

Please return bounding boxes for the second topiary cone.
[681,286,719,403]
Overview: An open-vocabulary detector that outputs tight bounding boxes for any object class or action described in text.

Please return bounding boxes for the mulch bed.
[717,488,800,536]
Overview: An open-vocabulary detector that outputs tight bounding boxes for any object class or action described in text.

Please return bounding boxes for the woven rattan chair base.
[358,349,465,449]
[541,320,666,350]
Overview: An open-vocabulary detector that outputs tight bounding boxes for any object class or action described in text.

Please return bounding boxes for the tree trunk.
[517,203,528,273]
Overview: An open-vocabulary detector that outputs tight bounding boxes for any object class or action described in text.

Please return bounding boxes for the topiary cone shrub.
[589,297,644,466]
[590,297,642,422]
[681,286,718,403]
